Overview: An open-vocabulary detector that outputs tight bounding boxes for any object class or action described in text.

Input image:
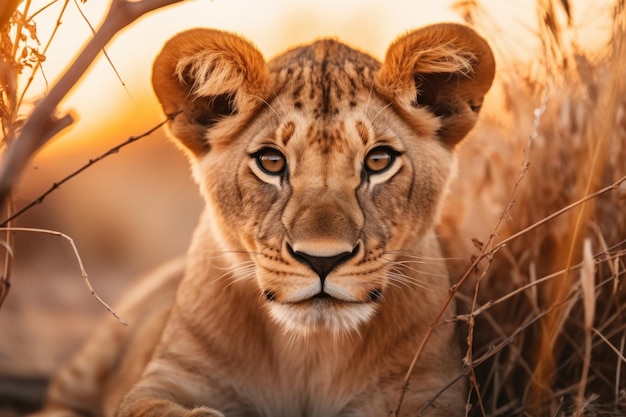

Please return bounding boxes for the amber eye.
[255,148,286,175]
[364,147,396,174]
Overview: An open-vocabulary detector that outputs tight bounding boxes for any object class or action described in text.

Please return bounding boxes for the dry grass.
[442,0,626,415]
[0,0,47,310]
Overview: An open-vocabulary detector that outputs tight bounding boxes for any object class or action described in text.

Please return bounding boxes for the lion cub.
[36,23,494,417]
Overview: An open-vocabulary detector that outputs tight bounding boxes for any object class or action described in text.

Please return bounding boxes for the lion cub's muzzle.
[272,241,382,303]
[262,237,384,333]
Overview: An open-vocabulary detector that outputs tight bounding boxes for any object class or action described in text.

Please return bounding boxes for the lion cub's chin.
[267,299,377,335]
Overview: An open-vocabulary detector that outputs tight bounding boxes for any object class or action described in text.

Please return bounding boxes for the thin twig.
[72,0,130,96]
[469,310,552,373]
[0,116,171,227]
[449,246,624,322]
[592,328,626,365]
[437,267,615,416]
[492,175,626,254]
[464,252,496,417]
[421,309,552,415]
[0,226,126,325]
[458,91,548,417]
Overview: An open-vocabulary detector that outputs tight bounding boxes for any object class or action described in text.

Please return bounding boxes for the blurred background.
[0,0,618,412]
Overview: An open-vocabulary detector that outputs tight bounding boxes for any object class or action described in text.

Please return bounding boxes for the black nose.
[288,245,358,281]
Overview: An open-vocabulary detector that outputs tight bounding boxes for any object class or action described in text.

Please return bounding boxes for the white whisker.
[384,249,461,262]
[365,79,375,115]
[269,89,289,120]
[390,262,448,279]
[386,270,430,291]
[370,102,393,125]
[252,93,284,123]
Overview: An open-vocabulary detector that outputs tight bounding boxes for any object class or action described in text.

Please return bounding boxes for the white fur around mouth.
[279,281,365,304]
[267,299,376,335]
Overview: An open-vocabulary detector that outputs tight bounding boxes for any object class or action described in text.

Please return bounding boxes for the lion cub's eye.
[364,147,396,174]
[255,148,286,175]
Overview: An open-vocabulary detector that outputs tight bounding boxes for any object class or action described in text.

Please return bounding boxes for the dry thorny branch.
[0,0,184,207]
[0,115,172,228]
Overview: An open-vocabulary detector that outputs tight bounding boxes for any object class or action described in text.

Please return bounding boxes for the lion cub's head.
[152,24,494,335]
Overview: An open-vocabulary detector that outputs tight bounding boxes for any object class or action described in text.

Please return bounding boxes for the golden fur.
[34,23,494,417]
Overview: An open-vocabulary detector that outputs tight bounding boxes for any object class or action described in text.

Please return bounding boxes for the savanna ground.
[0,0,625,416]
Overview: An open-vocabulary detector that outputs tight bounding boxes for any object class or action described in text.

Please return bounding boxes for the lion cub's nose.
[288,245,358,281]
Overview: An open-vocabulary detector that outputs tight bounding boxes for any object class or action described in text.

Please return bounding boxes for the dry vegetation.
[440,0,626,415]
[0,0,46,310]
[0,0,182,311]
[0,0,625,416]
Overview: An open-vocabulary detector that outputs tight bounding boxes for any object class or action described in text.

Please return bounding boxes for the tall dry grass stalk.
[0,0,46,309]
[443,0,626,415]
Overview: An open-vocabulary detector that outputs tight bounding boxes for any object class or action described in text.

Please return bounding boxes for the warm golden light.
[17,0,613,157]
[13,0,607,158]
[1,2,622,411]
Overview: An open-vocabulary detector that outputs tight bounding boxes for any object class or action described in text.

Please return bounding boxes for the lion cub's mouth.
[274,289,382,305]
[265,290,382,334]
[310,290,382,303]
[311,292,332,300]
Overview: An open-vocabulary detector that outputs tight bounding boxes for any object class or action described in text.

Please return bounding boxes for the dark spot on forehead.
[355,120,370,145]
[278,121,296,145]
[306,123,316,139]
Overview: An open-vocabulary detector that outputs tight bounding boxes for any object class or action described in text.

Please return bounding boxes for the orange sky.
[17,0,614,156]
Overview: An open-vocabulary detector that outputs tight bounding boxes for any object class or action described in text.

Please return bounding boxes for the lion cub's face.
[152,25,494,334]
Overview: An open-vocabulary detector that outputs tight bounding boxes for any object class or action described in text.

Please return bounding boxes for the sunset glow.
[17,0,614,155]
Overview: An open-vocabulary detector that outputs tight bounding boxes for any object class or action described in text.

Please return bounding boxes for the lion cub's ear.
[376,23,495,146]
[152,28,271,156]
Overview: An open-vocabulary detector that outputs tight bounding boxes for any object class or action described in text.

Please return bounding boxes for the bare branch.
[0,0,184,208]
